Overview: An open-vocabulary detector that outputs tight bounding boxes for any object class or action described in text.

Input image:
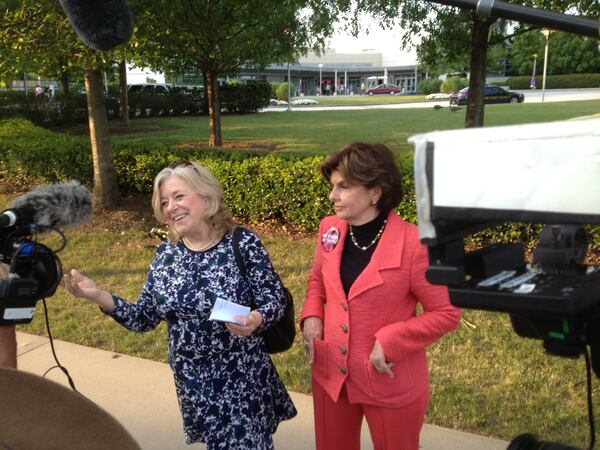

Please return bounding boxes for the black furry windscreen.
[58,0,133,51]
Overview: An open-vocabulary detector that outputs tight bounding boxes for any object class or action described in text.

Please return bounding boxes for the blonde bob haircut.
[152,160,234,242]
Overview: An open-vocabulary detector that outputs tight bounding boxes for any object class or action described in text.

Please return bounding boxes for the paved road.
[265,88,600,112]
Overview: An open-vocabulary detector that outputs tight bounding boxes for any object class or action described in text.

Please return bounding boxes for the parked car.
[366,83,402,95]
[449,86,524,106]
[128,83,173,95]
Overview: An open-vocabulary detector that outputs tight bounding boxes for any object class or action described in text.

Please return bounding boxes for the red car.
[366,83,401,95]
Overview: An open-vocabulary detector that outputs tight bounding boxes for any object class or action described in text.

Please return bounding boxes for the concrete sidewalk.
[15,332,508,450]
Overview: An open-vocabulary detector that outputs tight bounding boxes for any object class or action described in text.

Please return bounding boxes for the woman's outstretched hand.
[62,269,115,312]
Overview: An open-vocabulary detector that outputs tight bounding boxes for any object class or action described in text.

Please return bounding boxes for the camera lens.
[508,433,583,450]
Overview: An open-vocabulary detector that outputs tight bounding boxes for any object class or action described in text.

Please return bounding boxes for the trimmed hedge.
[0,92,119,127]
[0,81,272,126]
[1,118,598,249]
[506,73,600,90]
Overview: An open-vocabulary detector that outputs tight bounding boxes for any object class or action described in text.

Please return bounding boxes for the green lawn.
[290,93,428,106]
[100,99,600,155]
[7,99,600,446]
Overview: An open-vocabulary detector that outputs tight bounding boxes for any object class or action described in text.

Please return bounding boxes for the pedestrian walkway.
[14,332,508,450]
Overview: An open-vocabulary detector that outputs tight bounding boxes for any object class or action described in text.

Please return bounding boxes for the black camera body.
[0,226,63,325]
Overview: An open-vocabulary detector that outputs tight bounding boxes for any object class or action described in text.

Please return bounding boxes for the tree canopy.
[129,0,336,146]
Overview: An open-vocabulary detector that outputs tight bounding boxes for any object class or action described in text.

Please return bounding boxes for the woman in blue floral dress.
[63,160,297,449]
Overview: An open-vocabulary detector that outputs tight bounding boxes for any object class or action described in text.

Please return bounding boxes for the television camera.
[410,116,600,450]
[0,181,92,325]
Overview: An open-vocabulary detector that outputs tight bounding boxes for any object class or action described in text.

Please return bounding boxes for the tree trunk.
[118,60,129,127]
[205,70,222,147]
[59,69,70,95]
[84,68,120,208]
[464,15,495,128]
[201,70,209,115]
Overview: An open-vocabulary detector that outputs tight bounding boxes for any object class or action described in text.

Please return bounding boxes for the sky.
[326,14,417,65]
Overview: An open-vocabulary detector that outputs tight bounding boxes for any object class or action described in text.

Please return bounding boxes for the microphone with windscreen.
[58,0,133,51]
[0,181,93,324]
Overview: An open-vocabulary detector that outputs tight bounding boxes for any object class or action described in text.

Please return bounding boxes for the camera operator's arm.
[0,262,17,368]
[62,269,115,313]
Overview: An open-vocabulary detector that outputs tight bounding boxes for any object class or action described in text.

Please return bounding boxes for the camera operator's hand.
[0,262,9,278]
[62,269,115,313]
[369,339,395,379]
[0,263,17,368]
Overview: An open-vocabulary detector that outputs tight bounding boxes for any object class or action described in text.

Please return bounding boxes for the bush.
[417,78,443,95]
[3,118,599,247]
[220,81,271,113]
[0,82,271,124]
[506,73,600,90]
[441,76,469,94]
[270,82,281,99]
[275,82,293,101]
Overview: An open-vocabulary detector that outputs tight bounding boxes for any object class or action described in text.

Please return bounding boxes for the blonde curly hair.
[152,160,234,242]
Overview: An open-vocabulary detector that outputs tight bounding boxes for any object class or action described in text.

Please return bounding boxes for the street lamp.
[318,63,323,96]
[287,61,291,111]
[541,29,553,102]
[530,53,537,89]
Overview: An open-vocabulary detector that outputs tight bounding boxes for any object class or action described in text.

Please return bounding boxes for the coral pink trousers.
[312,377,429,450]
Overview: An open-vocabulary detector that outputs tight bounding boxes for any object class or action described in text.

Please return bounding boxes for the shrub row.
[1,117,598,249]
[0,92,120,126]
[0,81,272,126]
[505,73,600,90]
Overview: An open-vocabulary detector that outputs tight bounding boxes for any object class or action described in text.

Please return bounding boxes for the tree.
[326,0,598,128]
[512,30,600,76]
[0,0,122,207]
[129,0,332,147]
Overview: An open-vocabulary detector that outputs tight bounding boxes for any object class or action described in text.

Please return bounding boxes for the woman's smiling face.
[159,175,209,238]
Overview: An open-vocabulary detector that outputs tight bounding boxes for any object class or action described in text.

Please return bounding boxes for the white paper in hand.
[209,298,250,325]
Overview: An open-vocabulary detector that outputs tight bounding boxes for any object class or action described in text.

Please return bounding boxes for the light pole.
[287,61,291,111]
[541,29,552,102]
[530,53,537,89]
[318,63,323,96]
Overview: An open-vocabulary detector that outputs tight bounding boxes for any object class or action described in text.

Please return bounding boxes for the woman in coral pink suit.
[301,142,461,450]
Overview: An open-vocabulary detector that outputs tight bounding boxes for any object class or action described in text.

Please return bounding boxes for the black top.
[341,211,388,295]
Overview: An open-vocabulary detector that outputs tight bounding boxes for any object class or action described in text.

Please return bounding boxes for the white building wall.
[126,63,165,84]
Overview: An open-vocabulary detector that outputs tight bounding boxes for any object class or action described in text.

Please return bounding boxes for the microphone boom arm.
[426,0,599,38]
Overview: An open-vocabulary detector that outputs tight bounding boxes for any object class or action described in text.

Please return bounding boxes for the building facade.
[231,48,424,96]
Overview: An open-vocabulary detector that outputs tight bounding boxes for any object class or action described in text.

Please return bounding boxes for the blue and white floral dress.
[107,227,297,449]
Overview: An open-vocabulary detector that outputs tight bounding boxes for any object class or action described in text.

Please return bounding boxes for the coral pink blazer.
[301,211,460,407]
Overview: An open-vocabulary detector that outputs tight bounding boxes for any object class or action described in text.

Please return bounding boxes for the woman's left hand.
[226,311,263,338]
[369,339,395,378]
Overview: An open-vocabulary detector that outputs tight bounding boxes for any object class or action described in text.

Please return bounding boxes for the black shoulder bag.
[232,227,296,354]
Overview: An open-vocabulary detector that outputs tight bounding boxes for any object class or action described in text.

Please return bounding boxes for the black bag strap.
[232,226,286,300]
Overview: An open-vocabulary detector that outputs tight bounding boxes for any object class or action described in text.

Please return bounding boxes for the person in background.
[301,142,461,450]
[63,160,296,449]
